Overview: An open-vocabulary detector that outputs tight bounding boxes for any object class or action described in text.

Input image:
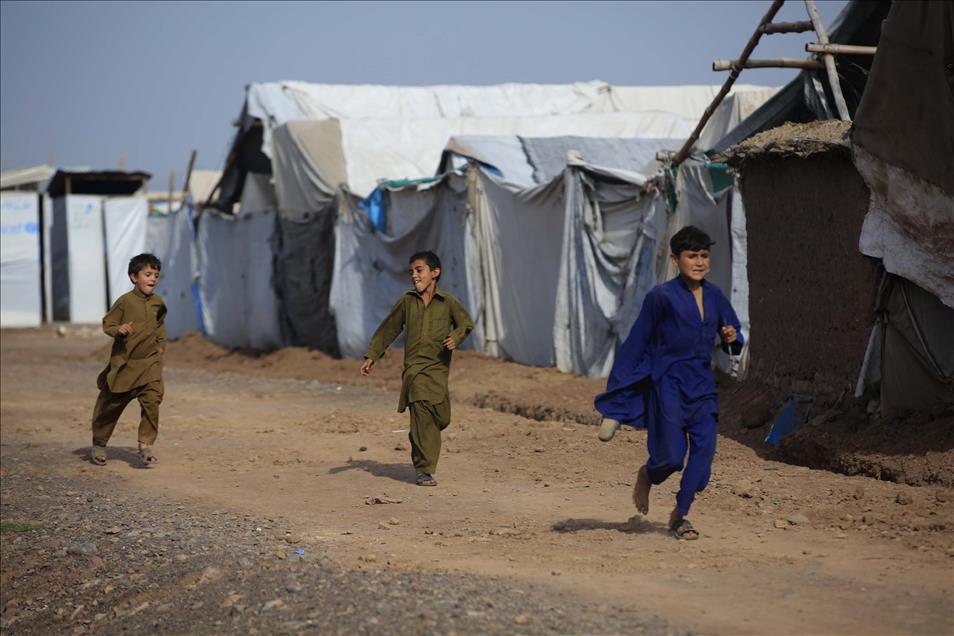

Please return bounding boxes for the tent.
[46,170,151,323]
[0,193,43,326]
[849,0,954,415]
[209,81,778,214]
[328,137,673,376]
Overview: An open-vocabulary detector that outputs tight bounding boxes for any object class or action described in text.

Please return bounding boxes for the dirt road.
[2,327,952,635]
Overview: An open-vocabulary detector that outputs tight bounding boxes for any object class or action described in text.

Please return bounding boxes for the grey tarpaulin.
[274,206,339,354]
[197,209,282,350]
[143,204,199,339]
[329,175,479,359]
[474,170,565,367]
[667,154,750,373]
[555,164,667,377]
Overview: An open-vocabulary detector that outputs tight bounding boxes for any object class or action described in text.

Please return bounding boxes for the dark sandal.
[670,518,699,541]
[139,446,157,467]
[415,473,437,487]
[91,446,107,466]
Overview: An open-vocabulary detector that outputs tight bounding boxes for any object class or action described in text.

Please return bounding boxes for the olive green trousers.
[408,400,450,475]
[91,378,163,447]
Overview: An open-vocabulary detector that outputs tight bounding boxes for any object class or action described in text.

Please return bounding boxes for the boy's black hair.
[670,226,714,256]
[409,250,441,280]
[128,253,162,276]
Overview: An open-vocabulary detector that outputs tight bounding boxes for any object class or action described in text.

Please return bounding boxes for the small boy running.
[595,226,743,540]
[89,253,167,467]
[361,251,474,486]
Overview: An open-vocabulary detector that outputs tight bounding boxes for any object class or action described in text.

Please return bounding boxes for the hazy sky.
[1,1,846,185]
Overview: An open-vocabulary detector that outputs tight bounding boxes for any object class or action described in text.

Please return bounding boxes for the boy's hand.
[360,358,374,376]
[442,336,458,350]
[118,321,134,336]
[720,325,737,344]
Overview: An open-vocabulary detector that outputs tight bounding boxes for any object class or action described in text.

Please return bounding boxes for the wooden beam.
[713,58,824,71]
[761,20,814,34]
[673,0,786,164]
[182,149,198,196]
[806,42,877,56]
[805,0,851,121]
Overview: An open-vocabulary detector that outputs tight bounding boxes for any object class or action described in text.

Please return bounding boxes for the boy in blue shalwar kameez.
[595,226,743,540]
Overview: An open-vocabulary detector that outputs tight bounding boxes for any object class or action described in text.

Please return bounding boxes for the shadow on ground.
[552,516,670,537]
[328,459,417,484]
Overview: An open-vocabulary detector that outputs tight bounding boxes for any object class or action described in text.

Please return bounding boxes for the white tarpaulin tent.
[103,196,148,305]
[197,208,282,350]
[50,195,108,323]
[0,193,43,326]
[144,203,200,339]
[330,176,480,359]
[328,137,672,376]
[214,81,777,213]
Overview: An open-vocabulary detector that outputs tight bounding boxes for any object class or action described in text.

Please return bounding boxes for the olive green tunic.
[99,288,167,393]
[365,287,474,413]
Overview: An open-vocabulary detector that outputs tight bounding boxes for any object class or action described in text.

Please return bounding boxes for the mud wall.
[739,153,877,401]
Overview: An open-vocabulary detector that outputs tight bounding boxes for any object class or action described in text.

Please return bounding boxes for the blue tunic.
[595,276,744,428]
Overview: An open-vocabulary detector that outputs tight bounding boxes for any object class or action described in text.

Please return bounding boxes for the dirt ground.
[2,326,953,635]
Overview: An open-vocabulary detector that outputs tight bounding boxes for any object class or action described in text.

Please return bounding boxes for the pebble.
[896,492,912,506]
[786,513,810,526]
[262,599,285,611]
[514,614,530,625]
[285,582,303,594]
[773,520,788,529]
[388,517,400,526]
[67,542,98,556]
[104,527,121,535]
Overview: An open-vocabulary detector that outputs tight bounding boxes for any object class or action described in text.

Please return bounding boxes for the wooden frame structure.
[672,0,876,164]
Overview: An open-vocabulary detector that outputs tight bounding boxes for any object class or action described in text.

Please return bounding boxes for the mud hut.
[719,120,878,404]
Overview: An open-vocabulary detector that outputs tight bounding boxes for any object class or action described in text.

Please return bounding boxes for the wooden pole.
[673,0,786,164]
[167,169,175,214]
[713,58,824,71]
[761,20,814,34]
[118,153,125,171]
[182,149,198,196]
[805,0,851,121]
[806,42,876,56]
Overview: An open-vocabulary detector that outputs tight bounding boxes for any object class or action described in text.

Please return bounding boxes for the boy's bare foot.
[632,465,651,514]
[598,418,621,442]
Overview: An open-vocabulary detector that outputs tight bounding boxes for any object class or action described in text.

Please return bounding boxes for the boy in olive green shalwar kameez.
[361,251,474,486]
[89,253,167,467]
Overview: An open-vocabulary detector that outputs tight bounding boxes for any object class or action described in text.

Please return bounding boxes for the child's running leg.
[408,400,450,483]
[639,409,689,515]
[91,389,134,448]
[674,413,717,516]
[136,379,163,447]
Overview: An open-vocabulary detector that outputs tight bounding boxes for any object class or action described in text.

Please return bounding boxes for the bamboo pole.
[761,20,814,34]
[805,0,851,121]
[806,42,877,56]
[182,149,198,196]
[673,0,786,164]
[713,58,824,71]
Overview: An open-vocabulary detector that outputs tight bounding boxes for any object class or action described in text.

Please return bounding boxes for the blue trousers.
[645,411,717,516]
